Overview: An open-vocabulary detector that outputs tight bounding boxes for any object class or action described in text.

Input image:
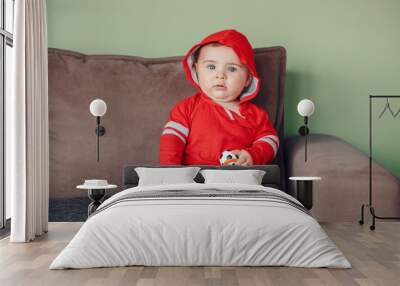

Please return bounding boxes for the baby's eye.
[227,66,237,72]
[206,64,216,70]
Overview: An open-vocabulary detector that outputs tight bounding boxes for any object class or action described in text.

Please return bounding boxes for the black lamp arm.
[94,116,106,162]
[95,116,106,136]
[297,116,309,162]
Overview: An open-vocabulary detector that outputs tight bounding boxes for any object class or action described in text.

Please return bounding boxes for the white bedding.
[50,183,351,269]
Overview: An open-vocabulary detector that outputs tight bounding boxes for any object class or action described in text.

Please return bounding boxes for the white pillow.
[135,167,201,186]
[200,169,266,185]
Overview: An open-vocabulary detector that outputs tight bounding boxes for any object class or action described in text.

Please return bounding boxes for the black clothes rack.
[359,95,400,230]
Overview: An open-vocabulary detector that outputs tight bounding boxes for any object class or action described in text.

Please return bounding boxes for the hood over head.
[182,29,260,104]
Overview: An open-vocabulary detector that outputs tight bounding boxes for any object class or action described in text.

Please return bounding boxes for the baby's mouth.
[214,84,226,89]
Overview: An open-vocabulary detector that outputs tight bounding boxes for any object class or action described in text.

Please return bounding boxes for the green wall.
[47,0,400,178]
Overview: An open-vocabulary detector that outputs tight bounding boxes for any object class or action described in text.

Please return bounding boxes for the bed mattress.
[50,183,350,269]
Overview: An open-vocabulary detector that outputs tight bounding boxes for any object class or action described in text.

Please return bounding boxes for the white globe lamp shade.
[90,99,107,117]
[297,99,315,117]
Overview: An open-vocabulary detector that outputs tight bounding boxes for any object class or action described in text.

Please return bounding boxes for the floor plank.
[0,222,399,286]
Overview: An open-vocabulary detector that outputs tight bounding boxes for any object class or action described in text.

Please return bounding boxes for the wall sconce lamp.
[297,99,315,162]
[89,99,107,162]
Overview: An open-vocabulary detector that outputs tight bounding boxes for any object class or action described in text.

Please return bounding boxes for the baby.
[159,29,279,166]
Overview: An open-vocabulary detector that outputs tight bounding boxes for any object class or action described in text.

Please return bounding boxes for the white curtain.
[9,0,49,242]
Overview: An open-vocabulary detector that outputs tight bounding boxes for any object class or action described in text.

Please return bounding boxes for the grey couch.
[48,47,400,221]
[284,134,400,221]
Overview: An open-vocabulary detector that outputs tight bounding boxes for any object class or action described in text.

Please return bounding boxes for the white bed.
[50,183,351,269]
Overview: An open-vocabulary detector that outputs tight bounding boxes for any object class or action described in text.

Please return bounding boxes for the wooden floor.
[0,222,399,286]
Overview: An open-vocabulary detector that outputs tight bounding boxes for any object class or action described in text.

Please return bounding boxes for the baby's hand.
[231,150,254,166]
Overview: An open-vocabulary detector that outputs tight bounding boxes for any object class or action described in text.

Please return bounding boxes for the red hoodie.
[159,29,279,165]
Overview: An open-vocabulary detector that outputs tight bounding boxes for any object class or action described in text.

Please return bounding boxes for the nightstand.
[289,176,321,210]
[76,183,117,216]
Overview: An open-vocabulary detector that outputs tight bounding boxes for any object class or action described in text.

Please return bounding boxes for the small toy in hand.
[219,150,240,166]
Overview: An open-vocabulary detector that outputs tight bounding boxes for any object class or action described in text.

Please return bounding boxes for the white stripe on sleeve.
[164,121,189,137]
[162,129,187,144]
[264,135,279,147]
[256,137,278,157]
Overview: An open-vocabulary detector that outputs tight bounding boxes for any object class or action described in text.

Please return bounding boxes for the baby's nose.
[216,72,225,79]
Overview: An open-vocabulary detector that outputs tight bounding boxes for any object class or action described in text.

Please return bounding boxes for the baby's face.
[195,44,250,103]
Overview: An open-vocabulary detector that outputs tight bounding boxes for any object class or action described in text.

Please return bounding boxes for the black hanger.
[378,98,400,119]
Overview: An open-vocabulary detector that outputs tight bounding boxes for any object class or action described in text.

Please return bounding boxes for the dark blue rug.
[49,197,91,222]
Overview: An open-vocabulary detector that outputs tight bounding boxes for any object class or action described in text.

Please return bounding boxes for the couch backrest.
[48,47,286,198]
